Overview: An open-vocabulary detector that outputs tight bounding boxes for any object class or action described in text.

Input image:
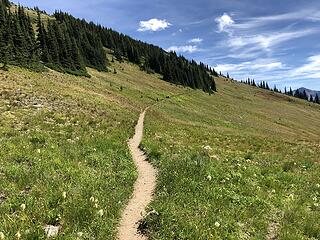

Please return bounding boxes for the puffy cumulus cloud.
[166,45,199,53]
[138,18,171,32]
[188,38,203,44]
[215,13,234,33]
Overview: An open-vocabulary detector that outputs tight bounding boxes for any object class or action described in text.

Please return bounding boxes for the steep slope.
[1,56,320,239]
[0,3,320,240]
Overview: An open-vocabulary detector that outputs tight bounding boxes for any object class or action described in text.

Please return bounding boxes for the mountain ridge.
[295,87,320,98]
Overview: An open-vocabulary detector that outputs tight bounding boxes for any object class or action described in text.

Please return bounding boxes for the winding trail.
[117,108,157,240]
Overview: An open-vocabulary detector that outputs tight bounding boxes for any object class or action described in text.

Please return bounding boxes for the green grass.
[0,58,320,239]
[0,66,141,239]
[141,79,320,239]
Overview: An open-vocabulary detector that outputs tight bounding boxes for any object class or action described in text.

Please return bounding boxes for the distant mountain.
[294,87,320,98]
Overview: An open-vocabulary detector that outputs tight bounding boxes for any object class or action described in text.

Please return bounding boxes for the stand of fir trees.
[239,77,320,105]
[0,1,217,93]
[53,11,217,93]
[0,1,42,71]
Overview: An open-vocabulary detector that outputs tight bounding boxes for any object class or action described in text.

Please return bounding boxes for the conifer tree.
[310,95,314,103]
[289,87,293,96]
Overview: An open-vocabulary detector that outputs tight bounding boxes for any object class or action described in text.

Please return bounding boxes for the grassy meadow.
[142,78,320,239]
[0,57,319,239]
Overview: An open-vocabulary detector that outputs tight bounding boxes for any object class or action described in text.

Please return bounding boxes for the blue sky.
[16,0,320,90]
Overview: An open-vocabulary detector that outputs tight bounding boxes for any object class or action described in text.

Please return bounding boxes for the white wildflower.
[90,196,95,202]
[0,232,4,239]
[98,209,104,217]
[77,232,83,237]
[207,175,212,181]
[215,221,220,227]
[62,191,67,199]
[20,204,26,211]
[316,184,320,188]
[204,145,212,151]
[16,231,21,239]
[55,214,61,221]
[37,149,41,154]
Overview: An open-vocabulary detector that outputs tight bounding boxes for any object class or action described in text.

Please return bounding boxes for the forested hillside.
[241,79,320,104]
[0,0,216,93]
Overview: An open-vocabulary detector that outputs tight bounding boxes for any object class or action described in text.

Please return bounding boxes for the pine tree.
[36,12,51,63]
[310,95,314,103]
[302,90,308,100]
[46,21,60,65]
[289,87,293,96]
[265,82,270,90]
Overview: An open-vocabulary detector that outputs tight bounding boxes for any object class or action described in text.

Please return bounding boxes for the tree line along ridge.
[0,0,217,93]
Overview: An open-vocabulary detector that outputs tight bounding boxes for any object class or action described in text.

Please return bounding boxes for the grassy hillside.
[0,57,185,239]
[0,57,319,239]
[142,78,320,239]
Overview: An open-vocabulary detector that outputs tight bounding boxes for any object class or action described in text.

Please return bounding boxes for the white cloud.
[214,55,320,89]
[228,29,317,51]
[215,13,234,33]
[213,9,320,89]
[138,18,172,32]
[188,38,203,44]
[166,45,199,53]
[215,10,319,59]
[224,29,318,59]
[215,59,284,73]
[220,9,320,32]
[289,55,320,78]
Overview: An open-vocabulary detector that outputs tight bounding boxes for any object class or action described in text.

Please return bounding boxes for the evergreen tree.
[302,90,308,100]
[289,87,293,96]
[310,95,314,103]
[36,12,51,63]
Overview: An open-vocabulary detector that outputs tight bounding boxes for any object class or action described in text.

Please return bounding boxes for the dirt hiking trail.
[117,108,157,240]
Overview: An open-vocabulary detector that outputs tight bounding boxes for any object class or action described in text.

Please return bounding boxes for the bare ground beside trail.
[117,109,157,240]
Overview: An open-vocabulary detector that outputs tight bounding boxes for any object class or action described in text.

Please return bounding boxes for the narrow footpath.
[117,108,157,240]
